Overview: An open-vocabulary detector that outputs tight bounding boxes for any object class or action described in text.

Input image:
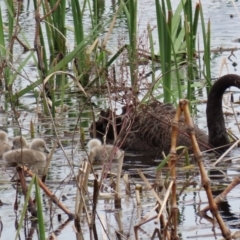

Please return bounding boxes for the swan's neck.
[207,74,240,147]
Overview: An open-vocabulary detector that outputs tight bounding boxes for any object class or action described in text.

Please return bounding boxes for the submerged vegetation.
[0,0,240,239]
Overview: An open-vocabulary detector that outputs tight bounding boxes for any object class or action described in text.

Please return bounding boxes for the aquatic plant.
[14,175,46,240]
[0,0,212,113]
[0,1,234,239]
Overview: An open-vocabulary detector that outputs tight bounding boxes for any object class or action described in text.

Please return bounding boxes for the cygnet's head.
[12,136,28,149]
[87,139,102,150]
[30,139,50,153]
[0,131,8,142]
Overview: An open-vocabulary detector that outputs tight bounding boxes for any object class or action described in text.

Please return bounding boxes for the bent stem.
[179,99,231,240]
[168,100,183,238]
[115,152,124,208]
[134,170,171,239]
[18,165,74,219]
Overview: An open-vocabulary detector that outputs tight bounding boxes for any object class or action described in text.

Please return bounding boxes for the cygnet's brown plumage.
[0,131,11,157]
[90,74,240,155]
[87,139,122,162]
[3,139,50,164]
[12,136,29,149]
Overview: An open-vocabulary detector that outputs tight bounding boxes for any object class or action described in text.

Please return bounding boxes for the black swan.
[89,74,240,155]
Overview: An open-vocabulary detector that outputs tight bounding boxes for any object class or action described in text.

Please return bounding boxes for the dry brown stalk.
[99,215,108,240]
[8,1,22,59]
[16,166,37,217]
[213,139,240,166]
[180,99,232,240]
[134,171,170,239]
[151,228,162,240]
[135,186,141,206]
[201,176,240,213]
[75,160,91,222]
[122,173,131,196]
[168,101,183,240]
[114,212,124,239]
[91,110,97,139]
[85,140,124,240]
[41,0,61,21]
[47,218,74,240]
[138,170,164,207]
[230,101,240,133]
[34,4,46,77]
[114,152,124,208]
[42,141,58,183]
[155,181,173,224]
[17,165,74,219]
[91,179,100,239]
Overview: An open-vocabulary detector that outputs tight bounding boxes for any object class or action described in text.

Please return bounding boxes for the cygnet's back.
[12,136,29,149]
[0,131,11,157]
[87,139,122,162]
[3,138,50,164]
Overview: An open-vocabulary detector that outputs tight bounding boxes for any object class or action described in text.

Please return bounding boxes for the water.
[1,0,240,239]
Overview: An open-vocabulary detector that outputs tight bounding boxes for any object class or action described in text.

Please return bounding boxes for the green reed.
[1,0,13,92]
[71,0,90,86]
[155,0,172,103]
[123,0,139,100]
[49,0,67,56]
[40,0,67,117]
[142,2,180,103]
[148,0,203,104]
[0,6,7,84]
[15,176,46,240]
[147,24,156,84]
[199,2,211,94]
[183,0,200,101]
[0,0,212,114]
[35,177,46,239]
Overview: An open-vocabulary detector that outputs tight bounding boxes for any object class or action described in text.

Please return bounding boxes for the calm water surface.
[1,1,240,240]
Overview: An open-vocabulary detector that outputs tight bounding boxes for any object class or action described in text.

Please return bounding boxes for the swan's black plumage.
[207,74,240,147]
[90,74,240,155]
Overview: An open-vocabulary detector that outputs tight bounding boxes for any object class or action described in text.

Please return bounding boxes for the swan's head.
[30,139,50,153]
[12,136,28,149]
[87,139,102,150]
[89,109,124,143]
[0,131,8,142]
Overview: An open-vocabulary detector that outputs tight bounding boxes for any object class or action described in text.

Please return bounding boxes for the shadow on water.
[209,166,240,230]
[213,189,240,230]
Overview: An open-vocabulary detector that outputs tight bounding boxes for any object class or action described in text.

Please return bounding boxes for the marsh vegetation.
[0,0,240,239]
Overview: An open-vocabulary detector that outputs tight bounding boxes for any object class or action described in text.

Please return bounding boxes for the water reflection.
[0,0,240,239]
[213,189,239,229]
